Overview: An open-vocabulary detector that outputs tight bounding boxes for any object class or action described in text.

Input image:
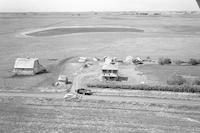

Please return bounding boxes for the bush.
[158,57,172,65]
[174,60,184,65]
[192,78,200,85]
[188,58,200,65]
[167,75,186,85]
[146,56,151,60]
[87,83,200,93]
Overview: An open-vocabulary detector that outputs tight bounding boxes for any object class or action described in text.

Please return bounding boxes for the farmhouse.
[13,58,46,75]
[102,63,119,81]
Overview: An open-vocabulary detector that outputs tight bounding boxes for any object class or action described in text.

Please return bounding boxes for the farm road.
[70,71,98,93]
[0,91,200,107]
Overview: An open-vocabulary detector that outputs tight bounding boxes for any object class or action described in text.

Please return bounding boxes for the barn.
[13,58,46,75]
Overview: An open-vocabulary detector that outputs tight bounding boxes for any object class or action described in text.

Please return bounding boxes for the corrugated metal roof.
[14,58,38,69]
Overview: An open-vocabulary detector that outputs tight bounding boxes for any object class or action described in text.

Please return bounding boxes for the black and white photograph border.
[0,0,200,133]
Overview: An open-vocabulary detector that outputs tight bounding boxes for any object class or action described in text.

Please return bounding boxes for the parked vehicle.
[76,88,93,95]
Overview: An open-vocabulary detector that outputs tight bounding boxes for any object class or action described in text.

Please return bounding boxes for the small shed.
[57,75,68,85]
[93,57,100,62]
[78,57,88,63]
[104,57,116,65]
[104,57,112,64]
[125,56,133,64]
[133,57,143,64]
[13,58,46,75]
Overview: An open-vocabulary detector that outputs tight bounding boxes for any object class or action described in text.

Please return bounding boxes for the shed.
[78,57,88,63]
[13,58,46,75]
[125,56,133,64]
[104,57,116,65]
[104,57,112,64]
[57,75,68,85]
[133,57,143,64]
[93,57,100,62]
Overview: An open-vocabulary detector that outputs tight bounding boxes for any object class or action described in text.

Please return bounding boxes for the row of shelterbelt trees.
[158,58,200,66]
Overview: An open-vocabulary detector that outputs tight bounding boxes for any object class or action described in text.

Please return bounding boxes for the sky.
[0,0,199,12]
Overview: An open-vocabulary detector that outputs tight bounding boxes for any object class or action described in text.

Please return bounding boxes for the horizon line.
[0,10,199,13]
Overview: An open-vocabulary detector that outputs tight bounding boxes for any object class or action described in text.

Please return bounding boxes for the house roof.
[102,64,118,70]
[14,58,38,69]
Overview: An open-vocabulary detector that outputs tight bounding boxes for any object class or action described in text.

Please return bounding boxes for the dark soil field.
[26,27,144,37]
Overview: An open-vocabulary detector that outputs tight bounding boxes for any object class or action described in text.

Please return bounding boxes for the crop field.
[137,64,200,84]
[0,12,200,132]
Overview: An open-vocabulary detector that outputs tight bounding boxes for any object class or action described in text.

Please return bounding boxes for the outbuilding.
[104,57,116,65]
[133,57,143,64]
[57,75,68,85]
[13,58,46,75]
[78,57,88,63]
[125,56,133,64]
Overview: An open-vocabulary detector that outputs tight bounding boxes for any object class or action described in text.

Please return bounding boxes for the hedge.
[87,83,200,93]
[158,58,172,65]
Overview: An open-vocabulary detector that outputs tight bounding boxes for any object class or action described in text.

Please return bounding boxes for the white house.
[102,63,119,81]
[13,58,46,75]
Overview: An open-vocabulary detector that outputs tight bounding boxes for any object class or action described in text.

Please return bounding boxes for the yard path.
[70,71,98,93]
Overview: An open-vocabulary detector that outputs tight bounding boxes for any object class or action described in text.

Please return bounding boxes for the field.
[1,96,200,133]
[137,64,200,85]
[0,12,200,132]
